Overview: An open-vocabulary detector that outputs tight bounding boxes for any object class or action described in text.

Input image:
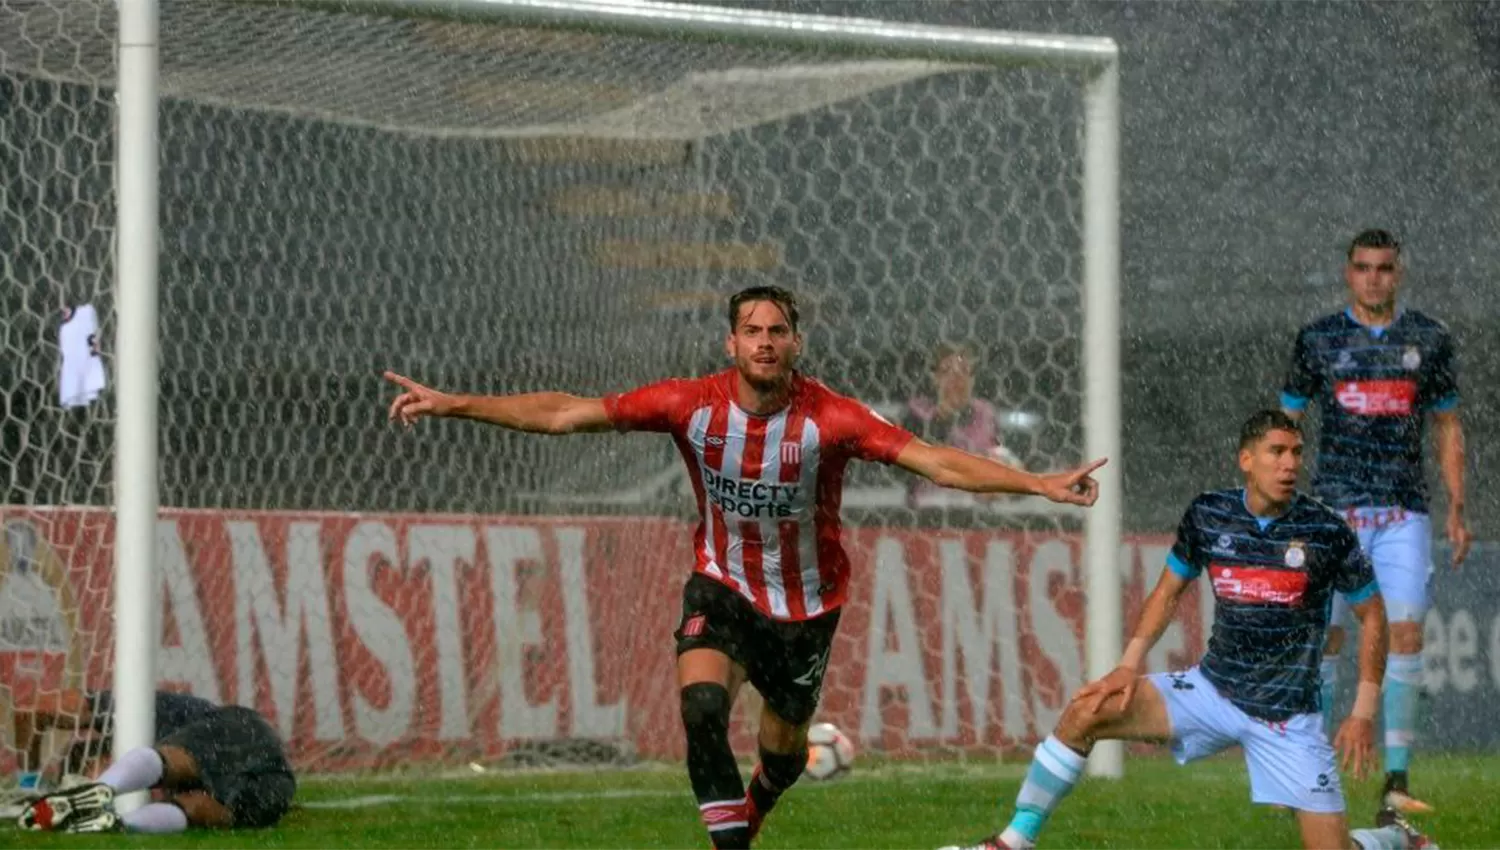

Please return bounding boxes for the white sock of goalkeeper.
[1001,735,1087,849]
[121,802,188,834]
[98,747,164,793]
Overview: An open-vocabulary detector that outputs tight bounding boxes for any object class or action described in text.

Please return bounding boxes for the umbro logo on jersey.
[780,442,802,465]
[706,436,725,446]
[1335,350,1355,370]
[1212,535,1234,555]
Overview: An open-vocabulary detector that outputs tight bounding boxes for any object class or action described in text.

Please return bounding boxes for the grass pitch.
[8,753,1496,848]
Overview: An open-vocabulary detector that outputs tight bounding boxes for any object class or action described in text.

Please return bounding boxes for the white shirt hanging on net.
[59,303,107,409]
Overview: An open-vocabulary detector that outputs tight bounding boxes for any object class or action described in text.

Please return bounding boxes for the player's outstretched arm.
[1333,593,1388,779]
[384,371,612,435]
[1075,567,1192,714]
[893,440,1105,507]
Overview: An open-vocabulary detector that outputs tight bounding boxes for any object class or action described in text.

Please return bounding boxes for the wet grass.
[9,752,1494,848]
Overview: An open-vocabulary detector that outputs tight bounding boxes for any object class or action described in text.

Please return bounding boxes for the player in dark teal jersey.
[1282,229,1470,820]
[942,411,1436,850]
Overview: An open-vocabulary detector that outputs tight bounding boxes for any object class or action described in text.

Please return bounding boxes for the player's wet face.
[1239,428,1303,505]
[1345,247,1401,311]
[934,354,974,408]
[727,300,801,387]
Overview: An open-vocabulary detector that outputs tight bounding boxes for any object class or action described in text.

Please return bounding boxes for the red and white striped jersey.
[603,369,914,621]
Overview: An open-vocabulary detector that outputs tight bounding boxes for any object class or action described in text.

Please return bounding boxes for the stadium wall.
[0,507,1204,772]
[6,507,1497,773]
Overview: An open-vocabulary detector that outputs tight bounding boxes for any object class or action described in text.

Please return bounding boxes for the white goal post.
[47,0,1123,783]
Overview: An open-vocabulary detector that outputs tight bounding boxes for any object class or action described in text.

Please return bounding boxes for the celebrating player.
[1281,228,1467,819]
[942,410,1435,850]
[18,694,294,833]
[383,285,1106,850]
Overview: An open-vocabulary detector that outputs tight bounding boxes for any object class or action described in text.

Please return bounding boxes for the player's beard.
[739,355,793,394]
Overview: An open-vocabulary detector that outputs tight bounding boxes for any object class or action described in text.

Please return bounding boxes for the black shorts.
[157,706,296,828]
[674,573,841,726]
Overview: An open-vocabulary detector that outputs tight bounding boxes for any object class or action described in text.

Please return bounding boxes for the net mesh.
[0,0,1100,781]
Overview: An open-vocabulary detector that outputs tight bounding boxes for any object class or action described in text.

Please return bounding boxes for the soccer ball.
[804,722,855,781]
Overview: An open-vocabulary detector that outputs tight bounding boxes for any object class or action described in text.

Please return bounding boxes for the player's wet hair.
[728,285,800,333]
[1347,228,1400,260]
[1239,409,1302,451]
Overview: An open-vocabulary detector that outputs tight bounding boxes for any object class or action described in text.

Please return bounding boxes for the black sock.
[749,745,807,816]
[1383,770,1409,795]
[680,684,748,850]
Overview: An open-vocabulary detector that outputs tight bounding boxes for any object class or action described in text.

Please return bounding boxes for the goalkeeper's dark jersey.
[1281,308,1458,513]
[87,689,219,740]
[1167,489,1377,721]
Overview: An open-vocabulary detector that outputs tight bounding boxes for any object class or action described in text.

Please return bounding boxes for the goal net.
[0,0,1146,784]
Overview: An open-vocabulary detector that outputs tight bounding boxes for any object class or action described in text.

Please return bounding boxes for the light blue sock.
[1000,735,1087,847]
[1320,655,1341,730]
[1351,825,1409,849]
[18,771,41,791]
[1384,653,1423,774]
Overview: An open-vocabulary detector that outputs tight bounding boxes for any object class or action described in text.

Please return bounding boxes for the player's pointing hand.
[384,371,457,427]
[1038,457,1107,507]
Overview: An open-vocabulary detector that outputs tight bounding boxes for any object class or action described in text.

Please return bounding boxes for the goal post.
[1,0,1122,786]
[112,0,162,810]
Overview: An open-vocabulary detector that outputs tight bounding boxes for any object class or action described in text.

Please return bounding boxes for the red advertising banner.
[0,509,1206,772]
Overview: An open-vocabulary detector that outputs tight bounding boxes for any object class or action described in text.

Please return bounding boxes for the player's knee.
[1389,620,1424,654]
[680,683,733,736]
[1056,696,1104,742]
[756,704,807,750]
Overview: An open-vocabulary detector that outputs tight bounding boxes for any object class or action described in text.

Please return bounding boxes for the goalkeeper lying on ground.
[13,688,295,833]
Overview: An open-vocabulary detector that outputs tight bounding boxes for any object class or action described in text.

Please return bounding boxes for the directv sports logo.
[699,467,803,519]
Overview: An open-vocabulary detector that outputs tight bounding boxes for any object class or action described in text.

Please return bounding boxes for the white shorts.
[1329,508,1432,626]
[1149,667,1344,813]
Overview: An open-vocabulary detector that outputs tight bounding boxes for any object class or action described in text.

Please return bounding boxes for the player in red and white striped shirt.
[385,286,1105,849]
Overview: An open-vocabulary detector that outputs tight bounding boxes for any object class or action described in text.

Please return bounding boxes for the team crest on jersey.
[1402,347,1421,370]
[1284,540,1306,568]
[780,441,802,466]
